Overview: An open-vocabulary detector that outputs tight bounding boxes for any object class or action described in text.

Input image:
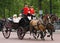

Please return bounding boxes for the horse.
[30,19,46,40]
[46,23,54,40]
[42,14,51,25]
[50,14,58,24]
[42,14,54,40]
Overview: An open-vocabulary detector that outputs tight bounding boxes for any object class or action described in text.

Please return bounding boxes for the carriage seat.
[8,17,22,23]
[13,17,22,23]
[8,17,13,22]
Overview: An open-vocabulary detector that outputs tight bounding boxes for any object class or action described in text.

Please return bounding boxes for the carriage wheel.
[17,27,25,40]
[2,26,11,39]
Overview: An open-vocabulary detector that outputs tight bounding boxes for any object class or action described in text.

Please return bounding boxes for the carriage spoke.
[17,27,25,40]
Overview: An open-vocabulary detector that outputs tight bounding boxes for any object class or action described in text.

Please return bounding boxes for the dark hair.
[24,3,28,6]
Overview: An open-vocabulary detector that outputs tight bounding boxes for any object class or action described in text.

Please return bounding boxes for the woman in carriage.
[8,14,22,23]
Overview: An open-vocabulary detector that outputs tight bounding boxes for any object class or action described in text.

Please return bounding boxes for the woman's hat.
[13,14,17,17]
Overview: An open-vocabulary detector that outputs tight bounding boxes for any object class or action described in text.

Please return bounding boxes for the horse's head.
[42,14,51,24]
[50,15,58,23]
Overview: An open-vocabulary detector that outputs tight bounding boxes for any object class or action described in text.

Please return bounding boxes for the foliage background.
[0,0,60,18]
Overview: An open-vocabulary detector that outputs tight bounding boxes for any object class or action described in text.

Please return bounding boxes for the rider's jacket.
[23,7,29,15]
[29,8,35,15]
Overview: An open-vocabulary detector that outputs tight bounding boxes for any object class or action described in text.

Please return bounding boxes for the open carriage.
[1,14,57,40]
[1,15,37,39]
[1,18,26,39]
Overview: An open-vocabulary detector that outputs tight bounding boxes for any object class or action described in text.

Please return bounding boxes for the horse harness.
[32,20,42,30]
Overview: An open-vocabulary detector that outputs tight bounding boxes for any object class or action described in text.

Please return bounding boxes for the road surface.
[0,31,60,43]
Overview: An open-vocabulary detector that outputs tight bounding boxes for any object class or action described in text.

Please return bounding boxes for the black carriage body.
[0,20,3,31]
[0,19,5,31]
[19,17,30,30]
[0,18,19,31]
[5,21,18,29]
[2,17,30,31]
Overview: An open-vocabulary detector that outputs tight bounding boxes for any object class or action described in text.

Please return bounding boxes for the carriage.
[1,14,58,40]
[1,15,39,40]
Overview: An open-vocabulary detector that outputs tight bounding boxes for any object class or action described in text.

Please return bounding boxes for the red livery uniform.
[23,7,29,15]
[29,8,35,15]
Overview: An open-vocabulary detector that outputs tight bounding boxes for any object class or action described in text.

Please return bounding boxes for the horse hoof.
[43,39,45,40]
[47,35,50,37]
[51,38,53,40]
[53,30,55,32]
[29,37,31,39]
[41,38,45,40]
